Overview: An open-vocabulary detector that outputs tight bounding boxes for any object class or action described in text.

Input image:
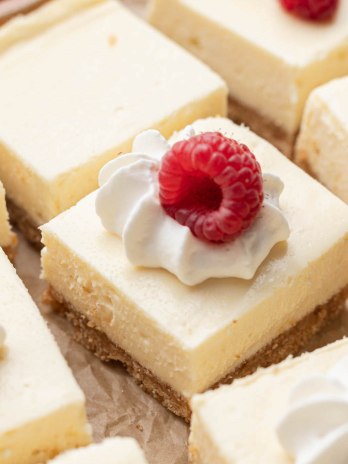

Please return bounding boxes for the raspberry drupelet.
[159,132,264,243]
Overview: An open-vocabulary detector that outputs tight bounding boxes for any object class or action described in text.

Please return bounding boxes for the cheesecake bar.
[149,0,348,156]
[0,0,226,247]
[0,181,16,260]
[296,76,348,203]
[41,117,348,421]
[48,438,148,464]
[0,248,91,463]
[189,337,348,463]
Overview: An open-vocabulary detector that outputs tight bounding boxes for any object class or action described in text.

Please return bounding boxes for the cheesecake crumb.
[108,35,117,47]
[189,36,200,48]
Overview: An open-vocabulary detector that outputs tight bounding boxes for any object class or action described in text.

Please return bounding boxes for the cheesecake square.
[0,181,16,260]
[0,248,91,463]
[189,338,348,463]
[149,0,348,156]
[296,76,348,203]
[48,438,148,464]
[0,0,226,246]
[41,117,348,421]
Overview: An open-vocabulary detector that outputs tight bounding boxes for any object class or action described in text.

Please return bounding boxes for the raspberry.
[158,132,264,243]
[279,0,339,21]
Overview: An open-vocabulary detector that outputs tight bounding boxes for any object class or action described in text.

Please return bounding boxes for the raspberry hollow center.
[179,174,223,212]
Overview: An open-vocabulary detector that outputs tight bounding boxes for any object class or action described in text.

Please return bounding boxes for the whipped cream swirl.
[277,356,348,464]
[96,128,290,285]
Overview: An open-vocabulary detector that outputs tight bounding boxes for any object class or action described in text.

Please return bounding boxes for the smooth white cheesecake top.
[0,249,87,439]
[42,117,348,396]
[0,0,225,181]
[310,76,348,128]
[175,0,348,66]
[190,338,348,464]
[48,438,148,464]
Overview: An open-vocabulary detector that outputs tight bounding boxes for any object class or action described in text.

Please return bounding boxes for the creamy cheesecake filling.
[0,142,56,226]
[296,77,348,204]
[149,0,348,138]
[189,339,348,464]
[41,118,348,398]
[0,181,14,248]
[41,226,348,398]
[0,249,91,463]
[1,405,90,464]
[41,232,195,397]
[0,0,226,225]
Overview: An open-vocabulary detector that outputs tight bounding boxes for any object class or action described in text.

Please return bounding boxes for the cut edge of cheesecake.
[295,78,348,204]
[228,95,296,158]
[45,284,347,422]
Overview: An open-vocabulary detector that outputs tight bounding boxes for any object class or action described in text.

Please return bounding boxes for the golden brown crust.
[6,198,42,249]
[228,96,297,158]
[45,285,348,422]
[3,245,16,263]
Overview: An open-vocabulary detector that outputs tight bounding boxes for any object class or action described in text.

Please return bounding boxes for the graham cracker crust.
[6,197,42,249]
[228,96,297,158]
[46,285,348,422]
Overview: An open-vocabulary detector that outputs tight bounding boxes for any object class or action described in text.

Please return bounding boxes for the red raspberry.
[279,0,339,21]
[158,132,264,243]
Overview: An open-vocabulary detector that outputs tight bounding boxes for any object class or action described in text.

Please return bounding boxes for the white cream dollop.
[96,128,289,285]
[277,356,348,464]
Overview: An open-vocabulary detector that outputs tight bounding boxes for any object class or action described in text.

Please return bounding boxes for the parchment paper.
[4,1,348,463]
